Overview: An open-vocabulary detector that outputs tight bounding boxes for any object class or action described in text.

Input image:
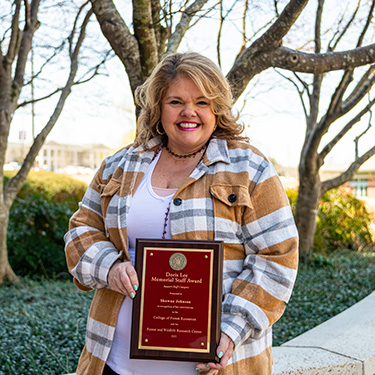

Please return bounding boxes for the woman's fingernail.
[130,292,135,299]
[133,285,138,291]
[218,351,223,358]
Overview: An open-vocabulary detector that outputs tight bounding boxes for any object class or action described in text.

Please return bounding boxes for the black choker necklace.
[160,144,206,239]
[165,144,206,159]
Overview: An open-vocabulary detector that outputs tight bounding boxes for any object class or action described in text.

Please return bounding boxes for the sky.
[8,0,375,171]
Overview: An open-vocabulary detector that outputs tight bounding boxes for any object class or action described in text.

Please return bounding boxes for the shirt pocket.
[210,184,252,225]
[100,179,121,235]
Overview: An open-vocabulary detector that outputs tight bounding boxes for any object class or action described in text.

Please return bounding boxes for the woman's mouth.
[177,122,200,130]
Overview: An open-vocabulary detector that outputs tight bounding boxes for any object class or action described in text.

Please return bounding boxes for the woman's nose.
[181,104,196,117]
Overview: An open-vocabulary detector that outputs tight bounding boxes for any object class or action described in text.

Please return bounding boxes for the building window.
[350,179,368,197]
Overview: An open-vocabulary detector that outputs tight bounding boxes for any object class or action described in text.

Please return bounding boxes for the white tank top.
[106,152,197,374]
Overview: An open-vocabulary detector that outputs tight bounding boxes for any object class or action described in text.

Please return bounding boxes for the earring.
[156,122,165,135]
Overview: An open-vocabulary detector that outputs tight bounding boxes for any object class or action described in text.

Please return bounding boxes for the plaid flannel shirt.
[64,136,298,375]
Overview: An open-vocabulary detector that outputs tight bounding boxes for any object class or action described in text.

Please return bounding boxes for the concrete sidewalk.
[273,291,375,374]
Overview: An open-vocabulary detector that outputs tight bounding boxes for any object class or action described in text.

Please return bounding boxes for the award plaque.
[130,238,223,362]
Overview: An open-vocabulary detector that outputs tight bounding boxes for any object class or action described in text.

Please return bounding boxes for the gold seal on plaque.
[169,253,187,271]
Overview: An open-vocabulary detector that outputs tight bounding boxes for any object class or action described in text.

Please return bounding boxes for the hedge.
[286,187,374,254]
[5,173,374,279]
[5,171,87,279]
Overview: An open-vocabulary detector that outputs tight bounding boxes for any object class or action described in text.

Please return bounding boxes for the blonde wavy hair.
[134,52,246,147]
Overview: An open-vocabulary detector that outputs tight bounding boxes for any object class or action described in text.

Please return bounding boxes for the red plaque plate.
[130,239,223,362]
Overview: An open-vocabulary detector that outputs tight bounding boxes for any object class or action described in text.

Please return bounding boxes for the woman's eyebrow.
[165,95,183,100]
[164,95,208,100]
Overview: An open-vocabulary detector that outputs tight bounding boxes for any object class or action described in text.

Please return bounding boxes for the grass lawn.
[273,250,375,345]
[0,278,93,375]
[0,250,374,374]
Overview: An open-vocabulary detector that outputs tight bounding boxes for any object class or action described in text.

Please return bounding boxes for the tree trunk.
[0,202,19,284]
[295,170,321,261]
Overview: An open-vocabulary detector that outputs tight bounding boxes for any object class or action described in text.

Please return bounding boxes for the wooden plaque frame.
[130,238,223,362]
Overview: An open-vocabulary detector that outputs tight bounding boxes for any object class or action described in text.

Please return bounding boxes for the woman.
[65,52,298,375]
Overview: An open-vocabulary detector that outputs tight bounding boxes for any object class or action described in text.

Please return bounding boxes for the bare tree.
[275,0,375,260]
[87,0,375,261]
[0,0,105,284]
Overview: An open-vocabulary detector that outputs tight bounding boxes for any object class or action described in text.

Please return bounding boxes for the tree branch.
[235,0,249,61]
[185,0,221,29]
[341,65,375,113]
[314,0,323,54]
[12,0,41,101]
[307,0,324,131]
[16,87,62,108]
[151,0,168,60]
[354,112,372,160]
[293,72,310,96]
[299,0,324,171]
[166,0,210,54]
[319,96,375,160]
[274,69,309,120]
[24,41,66,85]
[217,1,224,68]
[90,0,142,97]
[133,0,158,80]
[356,0,375,48]
[255,0,309,48]
[338,75,375,126]
[16,48,111,109]
[268,44,375,74]
[274,0,280,16]
[227,0,309,101]
[24,0,31,28]
[5,0,22,64]
[234,26,375,104]
[327,0,360,52]
[312,1,375,139]
[69,1,89,58]
[5,6,93,208]
[316,70,353,133]
[321,145,375,195]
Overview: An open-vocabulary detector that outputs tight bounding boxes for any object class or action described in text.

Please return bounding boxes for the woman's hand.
[195,332,234,374]
[108,261,139,299]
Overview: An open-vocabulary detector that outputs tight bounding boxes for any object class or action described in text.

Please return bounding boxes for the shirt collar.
[205,138,230,165]
[130,136,230,165]
[130,136,163,154]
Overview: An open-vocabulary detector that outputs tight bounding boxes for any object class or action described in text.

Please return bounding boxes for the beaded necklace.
[165,143,207,159]
[157,144,206,239]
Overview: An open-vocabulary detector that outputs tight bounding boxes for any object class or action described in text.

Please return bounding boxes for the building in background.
[5,141,113,172]
[348,172,375,198]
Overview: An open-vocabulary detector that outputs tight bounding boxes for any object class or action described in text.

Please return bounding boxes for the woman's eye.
[169,100,181,105]
[197,101,209,106]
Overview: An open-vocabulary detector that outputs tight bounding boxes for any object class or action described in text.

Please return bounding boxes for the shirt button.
[173,198,182,206]
[228,194,237,203]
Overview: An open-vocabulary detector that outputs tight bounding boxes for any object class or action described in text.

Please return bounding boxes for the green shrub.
[285,187,297,215]
[315,188,374,253]
[286,187,374,254]
[4,170,87,212]
[5,171,87,278]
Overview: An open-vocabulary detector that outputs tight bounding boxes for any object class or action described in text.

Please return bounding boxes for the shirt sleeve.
[64,160,122,291]
[221,161,299,347]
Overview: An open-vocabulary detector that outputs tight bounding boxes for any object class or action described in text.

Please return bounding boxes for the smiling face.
[160,76,216,155]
